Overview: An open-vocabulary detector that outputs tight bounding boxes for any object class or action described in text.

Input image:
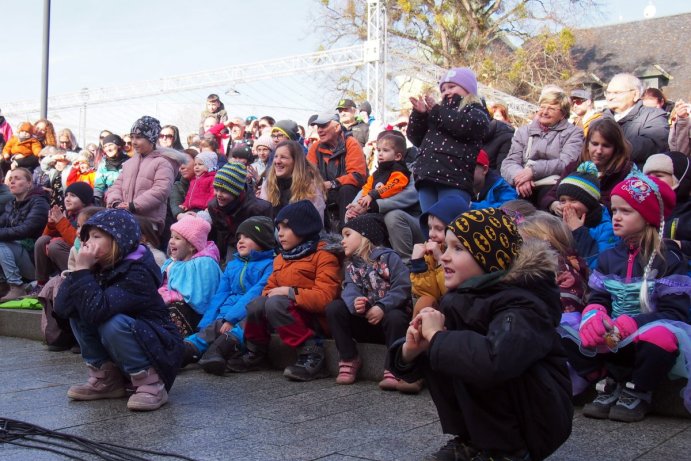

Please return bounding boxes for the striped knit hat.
[213,161,246,198]
[556,161,601,212]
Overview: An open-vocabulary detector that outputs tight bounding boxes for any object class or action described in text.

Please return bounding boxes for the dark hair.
[377,133,406,155]
[580,118,631,174]
[135,215,160,248]
[207,93,220,101]
[183,148,199,159]
[259,116,276,126]
[78,206,105,224]
[230,144,254,163]
[160,125,185,151]
[642,87,665,105]
[199,135,218,153]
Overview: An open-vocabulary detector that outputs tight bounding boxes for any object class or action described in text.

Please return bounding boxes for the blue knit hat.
[213,161,246,197]
[275,200,323,238]
[419,196,470,231]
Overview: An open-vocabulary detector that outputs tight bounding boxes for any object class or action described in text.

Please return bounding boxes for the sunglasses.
[159,134,174,140]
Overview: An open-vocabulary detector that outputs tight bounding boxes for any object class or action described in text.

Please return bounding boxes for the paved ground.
[0,336,689,461]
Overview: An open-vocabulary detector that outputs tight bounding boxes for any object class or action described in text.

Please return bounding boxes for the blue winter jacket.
[471,170,518,210]
[572,205,618,270]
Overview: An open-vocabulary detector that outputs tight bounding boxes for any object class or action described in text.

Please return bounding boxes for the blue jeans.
[418,184,471,214]
[71,314,151,375]
[0,241,35,285]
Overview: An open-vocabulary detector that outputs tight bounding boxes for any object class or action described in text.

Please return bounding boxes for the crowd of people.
[0,68,689,461]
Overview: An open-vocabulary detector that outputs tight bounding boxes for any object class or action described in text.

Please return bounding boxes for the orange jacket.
[361,170,409,199]
[2,136,42,157]
[66,167,96,188]
[262,241,341,314]
[42,216,78,246]
[307,134,366,188]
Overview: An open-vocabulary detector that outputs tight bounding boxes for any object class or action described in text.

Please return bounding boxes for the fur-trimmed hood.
[502,238,558,286]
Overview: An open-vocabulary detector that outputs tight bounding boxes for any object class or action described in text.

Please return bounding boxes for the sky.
[0,0,689,142]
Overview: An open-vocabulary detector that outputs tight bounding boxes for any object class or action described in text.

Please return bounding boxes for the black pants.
[325,299,408,365]
[325,185,359,232]
[562,338,678,392]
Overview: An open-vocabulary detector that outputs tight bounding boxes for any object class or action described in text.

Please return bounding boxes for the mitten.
[579,304,611,347]
[612,315,638,341]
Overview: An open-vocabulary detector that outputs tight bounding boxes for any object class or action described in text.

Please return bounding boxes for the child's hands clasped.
[353,296,369,314]
[365,305,384,325]
[267,286,291,297]
[402,307,444,362]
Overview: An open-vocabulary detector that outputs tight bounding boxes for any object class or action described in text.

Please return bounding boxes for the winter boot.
[335,356,362,385]
[198,333,241,376]
[397,378,425,395]
[127,367,168,411]
[608,381,653,422]
[226,342,269,372]
[0,284,26,302]
[378,370,400,391]
[283,340,329,381]
[180,341,201,368]
[424,436,478,461]
[67,362,127,401]
[583,377,622,419]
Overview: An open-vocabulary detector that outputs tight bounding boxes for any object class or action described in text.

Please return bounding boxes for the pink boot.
[378,370,400,391]
[67,362,126,401]
[127,367,168,411]
[335,357,362,385]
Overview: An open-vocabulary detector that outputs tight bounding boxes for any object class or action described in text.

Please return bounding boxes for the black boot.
[180,341,201,368]
[283,339,329,381]
[198,334,240,376]
[226,342,269,372]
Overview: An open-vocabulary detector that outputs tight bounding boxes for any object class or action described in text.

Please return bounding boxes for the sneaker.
[335,357,362,385]
[283,340,329,381]
[226,346,269,373]
[424,436,477,461]
[583,377,622,419]
[25,283,44,298]
[608,382,652,422]
[378,370,399,391]
[397,378,424,394]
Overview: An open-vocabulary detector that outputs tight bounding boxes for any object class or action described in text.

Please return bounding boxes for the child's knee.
[246,296,268,318]
[636,326,678,353]
[99,314,135,342]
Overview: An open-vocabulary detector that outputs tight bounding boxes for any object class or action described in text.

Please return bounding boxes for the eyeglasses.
[538,105,562,113]
[59,139,70,144]
[271,133,286,140]
[570,98,586,105]
[604,89,634,97]
[159,134,174,140]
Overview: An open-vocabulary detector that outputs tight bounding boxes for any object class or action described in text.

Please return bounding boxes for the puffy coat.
[483,120,515,170]
[183,171,216,211]
[408,98,489,195]
[307,133,367,188]
[602,101,669,165]
[471,170,518,210]
[571,205,618,270]
[0,186,50,243]
[501,119,584,185]
[106,149,176,229]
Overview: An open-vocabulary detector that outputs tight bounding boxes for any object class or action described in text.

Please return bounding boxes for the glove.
[579,304,612,348]
[612,315,638,341]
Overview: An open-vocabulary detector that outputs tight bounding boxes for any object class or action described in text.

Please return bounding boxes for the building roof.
[571,12,691,100]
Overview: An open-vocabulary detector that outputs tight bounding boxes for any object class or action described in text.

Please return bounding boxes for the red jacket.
[184,171,216,211]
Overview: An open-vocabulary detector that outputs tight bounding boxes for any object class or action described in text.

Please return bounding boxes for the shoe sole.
[199,359,227,376]
[283,368,330,382]
[67,388,127,401]
[127,394,169,411]
[608,406,648,422]
[582,403,612,419]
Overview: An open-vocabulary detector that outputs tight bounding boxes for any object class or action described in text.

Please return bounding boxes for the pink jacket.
[106,149,175,229]
[184,171,216,211]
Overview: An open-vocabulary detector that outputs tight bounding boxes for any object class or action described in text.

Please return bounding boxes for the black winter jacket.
[602,101,669,166]
[0,186,49,243]
[482,120,515,170]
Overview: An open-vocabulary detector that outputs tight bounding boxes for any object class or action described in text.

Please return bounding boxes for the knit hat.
[359,101,372,115]
[102,134,125,148]
[476,149,489,168]
[130,115,161,146]
[343,213,387,247]
[81,209,141,256]
[611,171,676,228]
[236,216,276,250]
[448,208,522,273]
[18,122,33,134]
[213,161,247,197]
[254,134,275,151]
[275,200,323,238]
[439,67,478,95]
[273,120,300,141]
[170,216,211,252]
[419,195,470,231]
[643,152,690,191]
[556,161,601,212]
[196,151,218,172]
[64,182,94,206]
[229,144,254,163]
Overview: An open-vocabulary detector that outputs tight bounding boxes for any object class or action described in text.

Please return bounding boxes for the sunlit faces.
[605,77,637,113]
[537,103,564,127]
[63,192,85,212]
[206,99,220,113]
[646,171,677,189]
[440,82,469,102]
[103,143,120,158]
[214,188,235,207]
[59,137,73,150]
[34,122,48,140]
[203,116,217,133]
[375,139,401,164]
[158,128,175,148]
[341,227,363,258]
[337,107,356,125]
[610,195,647,238]
[129,134,154,155]
[255,145,271,162]
[236,233,262,258]
[7,170,32,197]
[427,215,447,244]
[316,121,339,145]
[83,228,115,265]
[179,156,195,180]
[168,231,196,261]
[78,160,91,173]
[440,230,485,290]
[193,156,209,177]
[276,222,302,251]
[272,145,295,178]
[588,131,615,169]
[558,195,588,219]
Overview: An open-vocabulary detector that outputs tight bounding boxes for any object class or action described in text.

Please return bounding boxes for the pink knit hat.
[170,216,211,252]
[611,172,676,229]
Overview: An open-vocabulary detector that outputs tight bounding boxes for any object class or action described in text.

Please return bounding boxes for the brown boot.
[67,362,127,401]
[0,284,26,302]
[127,367,168,411]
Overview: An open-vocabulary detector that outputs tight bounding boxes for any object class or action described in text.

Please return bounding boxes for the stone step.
[2,307,688,418]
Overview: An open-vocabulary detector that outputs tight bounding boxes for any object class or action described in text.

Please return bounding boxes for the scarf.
[104,151,129,171]
[281,237,319,260]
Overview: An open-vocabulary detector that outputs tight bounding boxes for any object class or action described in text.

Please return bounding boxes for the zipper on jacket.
[504,314,513,332]
[626,245,640,282]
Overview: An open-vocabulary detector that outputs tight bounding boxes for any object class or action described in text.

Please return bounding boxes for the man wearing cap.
[307,113,367,229]
[337,99,369,146]
[602,73,669,166]
[569,88,600,135]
